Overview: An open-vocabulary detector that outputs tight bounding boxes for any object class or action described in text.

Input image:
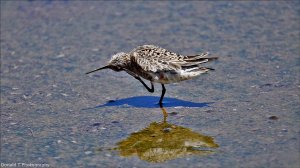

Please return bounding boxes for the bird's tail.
[184,52,218,62]
[180,52,218,70]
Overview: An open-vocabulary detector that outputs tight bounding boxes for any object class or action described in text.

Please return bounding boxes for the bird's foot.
[157,102,164,107]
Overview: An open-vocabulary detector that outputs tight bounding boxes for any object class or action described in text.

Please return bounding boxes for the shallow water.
[1,1,299,168]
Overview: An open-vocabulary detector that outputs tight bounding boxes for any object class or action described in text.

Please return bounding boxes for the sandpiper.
[86,45,217,106]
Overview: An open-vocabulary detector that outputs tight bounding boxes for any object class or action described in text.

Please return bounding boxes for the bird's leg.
[159,84,166,106]
[125,69,154,93]
[135,76,154,93]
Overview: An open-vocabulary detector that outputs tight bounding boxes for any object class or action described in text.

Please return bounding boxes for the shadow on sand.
[85,96,213,109]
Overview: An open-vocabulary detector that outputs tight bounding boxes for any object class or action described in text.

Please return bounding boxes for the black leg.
[135,76,154,93]
[159,84,166,106]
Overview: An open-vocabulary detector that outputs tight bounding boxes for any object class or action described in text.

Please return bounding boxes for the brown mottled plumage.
[86,45,218,106]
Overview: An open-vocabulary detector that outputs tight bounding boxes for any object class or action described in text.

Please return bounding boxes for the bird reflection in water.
[116,107,219,163]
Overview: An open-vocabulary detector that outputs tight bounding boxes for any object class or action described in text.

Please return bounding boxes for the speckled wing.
[129,45,184,72]
[130,45,218,72]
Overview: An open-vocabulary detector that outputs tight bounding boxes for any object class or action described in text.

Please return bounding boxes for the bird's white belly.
[148,70,203,84]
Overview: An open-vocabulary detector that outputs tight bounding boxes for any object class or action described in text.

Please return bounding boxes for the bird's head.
[107,52,128,71]
[86,52,128,74]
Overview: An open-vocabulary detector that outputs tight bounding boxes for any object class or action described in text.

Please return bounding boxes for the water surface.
[1,1,299,167]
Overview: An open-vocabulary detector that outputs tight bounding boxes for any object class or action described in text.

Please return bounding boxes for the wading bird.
[86,45,217,106]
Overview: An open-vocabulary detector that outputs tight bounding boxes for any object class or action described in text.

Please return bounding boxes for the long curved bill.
[85,65,109,74]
